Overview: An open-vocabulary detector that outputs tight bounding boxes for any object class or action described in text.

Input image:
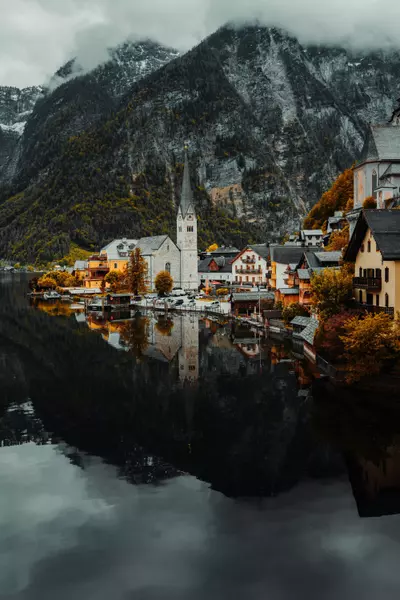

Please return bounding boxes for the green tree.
[282,303,309,324]
[155,270,173,296]
[340,313,400,384]
[126,248,148,295]
[310,268,353,319]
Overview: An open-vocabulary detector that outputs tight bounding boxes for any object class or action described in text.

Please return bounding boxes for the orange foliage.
[325,224,349,252]
[304,167,354,230]
[363,196,377,209]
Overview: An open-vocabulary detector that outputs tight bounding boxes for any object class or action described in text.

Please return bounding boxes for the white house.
[300,230,324,247]
[231,245,269,287]
[348,102,400,235]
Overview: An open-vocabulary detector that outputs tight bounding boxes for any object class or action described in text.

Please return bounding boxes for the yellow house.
[100,238,138,273]
[344,209,400,316]
[84,254,109,289]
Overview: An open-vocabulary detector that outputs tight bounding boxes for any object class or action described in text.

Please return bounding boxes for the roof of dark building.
[270,246,315,265]
[300,319,319,345]
[279,287,299,295]
[360,126,400,163]
[314,251,342,264]
[210,246,240,255]
[344,209,400,261]
[249,244,269,260]
[291,316,312,327]
[198,257,213,272]
[297,269,311,280]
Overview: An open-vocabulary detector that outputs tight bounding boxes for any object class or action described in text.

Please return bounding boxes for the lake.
[2,273,400,599]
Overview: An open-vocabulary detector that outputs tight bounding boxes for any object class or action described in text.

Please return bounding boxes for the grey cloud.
[1,0,400,87]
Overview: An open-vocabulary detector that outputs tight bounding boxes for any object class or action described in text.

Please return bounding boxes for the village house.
[230,245,269,287]
[299,229,324,247]
[269,246,319,291]
[100,238,137,272]
[344,209,400,316]
[198,255,233,287]
[347,102,400,236]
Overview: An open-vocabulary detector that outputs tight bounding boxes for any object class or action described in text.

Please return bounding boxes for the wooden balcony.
[236,268,262,275]
[88,265,109,272]
[353,277,382,291]
[356,303,394,317]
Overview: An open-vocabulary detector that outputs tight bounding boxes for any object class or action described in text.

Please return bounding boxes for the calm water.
[2,274,400,599]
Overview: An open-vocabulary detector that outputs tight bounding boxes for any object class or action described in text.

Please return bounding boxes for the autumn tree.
[155,317,174,336]
[104,270,125,293]
[310,268,353,319]
[206,243,218,252]
[37,275,57,289]
[340,313,400,384]
[282,302,309,324]
[155,270,173,296]
[126,248,148,295]
[119,316,149,359]
[304,166,354,230]
[314,311,355,363]
[216,287,229,297]
[325,224,349,252]
[363,196,377,209]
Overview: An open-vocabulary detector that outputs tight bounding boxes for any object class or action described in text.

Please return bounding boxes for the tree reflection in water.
[3,275,400,511]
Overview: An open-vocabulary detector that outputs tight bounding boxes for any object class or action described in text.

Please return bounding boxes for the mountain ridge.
[1,24,400,263]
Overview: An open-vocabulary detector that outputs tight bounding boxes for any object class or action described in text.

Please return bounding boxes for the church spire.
[179,144,195,218]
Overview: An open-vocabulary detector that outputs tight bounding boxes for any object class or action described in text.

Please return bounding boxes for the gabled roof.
[300,319,319,345]
[380,163,400,179]
[314,251,342,264]
[249,244,269,260]
[291,316,311,327]
[178,150,195,218]
[359,125,400,163]
[210,246,239,255]
[270,246,315,265]
[135,235,170,255]
[198,257,213,272]
[73,260,87,271]
[344,209,400,261]
[101,238,138,260]
[297,269,311,280]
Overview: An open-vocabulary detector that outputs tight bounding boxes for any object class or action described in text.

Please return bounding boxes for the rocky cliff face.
[0,86,43,179]
[1,25,400,262]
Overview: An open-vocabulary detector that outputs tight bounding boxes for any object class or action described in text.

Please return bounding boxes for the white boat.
[43,291,61,300]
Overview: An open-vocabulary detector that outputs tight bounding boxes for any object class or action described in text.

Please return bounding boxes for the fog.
[1,0,399,87]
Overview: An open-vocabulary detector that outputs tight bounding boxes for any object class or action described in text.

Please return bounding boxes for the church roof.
[344,210,400,261]
[179,150,195,218]
[380,163,400,179]
[360,126,400,163]
[135,235,170,255]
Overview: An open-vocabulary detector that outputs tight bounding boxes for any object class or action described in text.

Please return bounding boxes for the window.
[246,276,249,282]
[114,263,118,269]
[361,244,364,253]
[187,226,194,232]
[167,244,169,251]
[359,290,363,303]
[385,267,390,283]
[359,267,362,277]
[385,293,389,308]
[376,295,380,307]
[372,170,377,197]
[165,262,171,273]
[367,241,371,253]
[376,268,381,279]
[189,365,196,371]
[179,227,182,232]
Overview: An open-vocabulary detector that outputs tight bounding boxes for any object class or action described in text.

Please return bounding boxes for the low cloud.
[1,0,400,87]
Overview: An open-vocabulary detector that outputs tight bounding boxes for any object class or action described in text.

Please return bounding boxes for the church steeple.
[178,144,196,217]
[176,143,198,291]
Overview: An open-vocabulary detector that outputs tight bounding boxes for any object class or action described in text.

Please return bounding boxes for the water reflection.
[2,274,400,513]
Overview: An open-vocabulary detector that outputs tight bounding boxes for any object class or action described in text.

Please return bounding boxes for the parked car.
[170,287,186,297]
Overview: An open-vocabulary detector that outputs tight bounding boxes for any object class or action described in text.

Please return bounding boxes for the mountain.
[1,25,400,263]
[0,86,43,179]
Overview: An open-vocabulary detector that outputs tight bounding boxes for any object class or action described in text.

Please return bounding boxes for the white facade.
[177,205,198,290]
[300,230,323,247]
[231,247,268,286]
[137,236,181,290]
[176,150,198,291]
[179,314,199,383]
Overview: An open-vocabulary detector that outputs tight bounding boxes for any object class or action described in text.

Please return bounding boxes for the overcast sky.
[1,0,400,88]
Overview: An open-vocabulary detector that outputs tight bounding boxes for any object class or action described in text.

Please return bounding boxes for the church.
[92,148,198,291]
